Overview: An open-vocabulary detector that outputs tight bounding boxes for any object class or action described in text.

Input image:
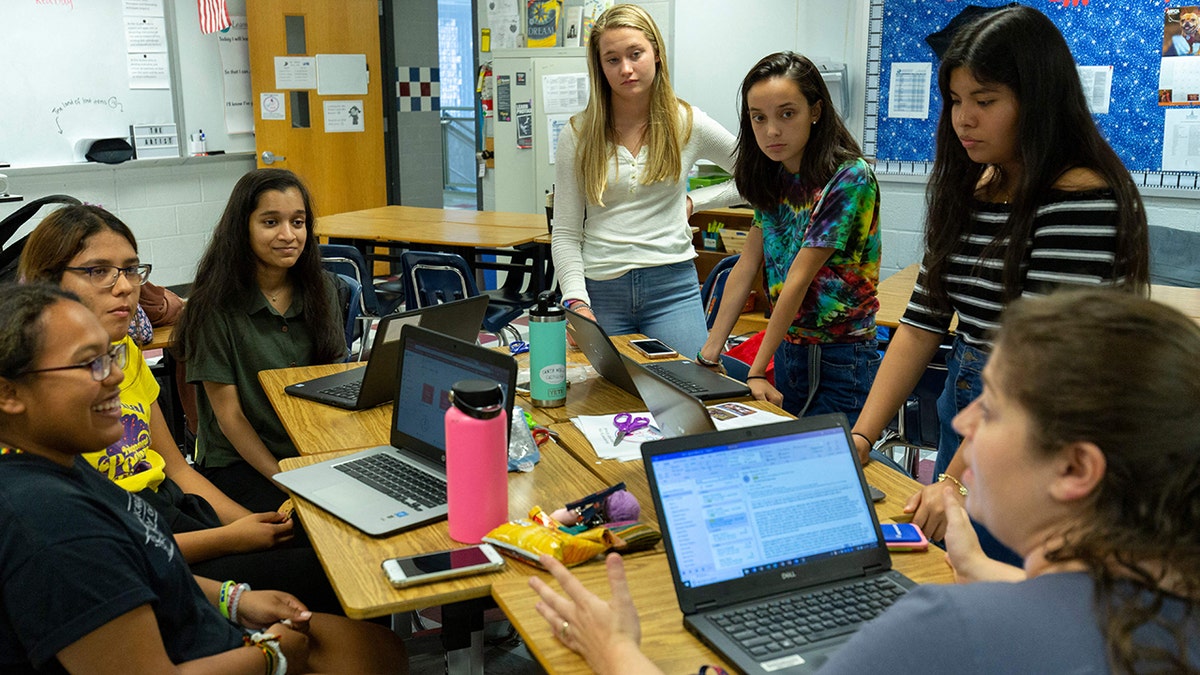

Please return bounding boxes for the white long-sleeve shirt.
[551,104,741,304]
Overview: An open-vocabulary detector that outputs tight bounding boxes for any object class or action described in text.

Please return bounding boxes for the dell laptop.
[641,415,916,673]
[565,308,750,401]
[274,325,517,536]
[284,295,489,410]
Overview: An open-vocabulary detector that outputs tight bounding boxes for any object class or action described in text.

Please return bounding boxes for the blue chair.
[332,273,363,359]
[399,250,524,344]
[320,244,405,356]
[700,254,741,329]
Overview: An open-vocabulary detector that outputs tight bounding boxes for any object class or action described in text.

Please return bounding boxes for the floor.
[403,612,546,674]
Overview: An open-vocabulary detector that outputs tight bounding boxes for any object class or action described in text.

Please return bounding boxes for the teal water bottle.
[528,291,566,407]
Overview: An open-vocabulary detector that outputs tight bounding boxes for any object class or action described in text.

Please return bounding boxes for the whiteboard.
[0,1,179,168]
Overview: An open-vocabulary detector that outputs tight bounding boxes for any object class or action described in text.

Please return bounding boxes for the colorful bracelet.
[695,351,722,367]
[563,298,590,312]
[218,580,236,620]
[244,632,287,675]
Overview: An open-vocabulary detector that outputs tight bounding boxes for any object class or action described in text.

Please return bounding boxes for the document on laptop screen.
[651,427,878,589]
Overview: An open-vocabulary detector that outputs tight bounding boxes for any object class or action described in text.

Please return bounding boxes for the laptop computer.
[641,414,916,673]
[284,295,489,410]
[621,354,717,437]
[274,325,517,536]
[564,308,750,401]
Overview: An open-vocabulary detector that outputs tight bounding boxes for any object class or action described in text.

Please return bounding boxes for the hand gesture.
[223,512,295,553]
[236,589,312,630]
[902,480,964,542]
[942,488,1026,583]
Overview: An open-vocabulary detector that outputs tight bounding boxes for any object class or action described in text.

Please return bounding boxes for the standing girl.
[848,6,1148,560]
[699,52,881,421]
[174,168,346,514]
[552,3,741,358]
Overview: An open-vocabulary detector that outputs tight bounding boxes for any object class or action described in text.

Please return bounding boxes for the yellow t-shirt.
[81,336,167,492]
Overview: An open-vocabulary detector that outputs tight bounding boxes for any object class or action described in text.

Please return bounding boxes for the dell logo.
[781,571,796,580]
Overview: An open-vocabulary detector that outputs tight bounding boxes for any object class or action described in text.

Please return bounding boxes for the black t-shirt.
[0,454,243,672]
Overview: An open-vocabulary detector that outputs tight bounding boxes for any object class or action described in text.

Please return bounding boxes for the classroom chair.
[399,250,524,345]
[320,243,404,357]
[0,194,82,282]
[700,254,741,329]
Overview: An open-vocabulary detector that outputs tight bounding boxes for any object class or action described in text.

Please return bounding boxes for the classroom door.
[247,0,386,216]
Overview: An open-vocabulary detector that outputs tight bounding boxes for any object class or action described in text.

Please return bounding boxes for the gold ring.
[560,620,570,640]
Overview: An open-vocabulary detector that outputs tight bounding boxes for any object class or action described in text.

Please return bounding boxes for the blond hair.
[573,3,692,207]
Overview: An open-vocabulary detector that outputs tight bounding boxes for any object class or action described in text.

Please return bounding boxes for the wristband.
[695,351,721,367]
[229,582,251,626]
[746,375,768,382]
[245,632,287,675]
[563,298,589,311]
[851,432,874,448]
[937,472,969,497]
[218,580,236,620]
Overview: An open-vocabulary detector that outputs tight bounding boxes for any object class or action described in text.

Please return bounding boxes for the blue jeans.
[585,261,708,357]
[773,340,880,426]
[935,337,1022,566]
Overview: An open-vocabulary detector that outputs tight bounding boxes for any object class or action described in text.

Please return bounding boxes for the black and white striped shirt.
[902,189,1121,348]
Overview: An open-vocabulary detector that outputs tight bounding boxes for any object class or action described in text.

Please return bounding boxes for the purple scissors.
[612,412,650,446]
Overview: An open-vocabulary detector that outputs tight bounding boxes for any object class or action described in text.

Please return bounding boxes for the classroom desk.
[144,324,174,351]
[259,363,387,456]
[878,263,1200,328]
[317,205,551,292]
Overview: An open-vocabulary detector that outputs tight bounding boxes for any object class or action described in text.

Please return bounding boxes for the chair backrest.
[399,251,479,309]
[332,272,363,357]
[0,194,83,282]
[319,243,382,315]
[700,254,741,329]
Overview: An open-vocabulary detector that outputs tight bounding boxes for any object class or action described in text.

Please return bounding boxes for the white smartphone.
[381,544,505,588]
[629,338,678,359]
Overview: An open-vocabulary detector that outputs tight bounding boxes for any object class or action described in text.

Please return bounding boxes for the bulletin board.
[864,0,1200,190]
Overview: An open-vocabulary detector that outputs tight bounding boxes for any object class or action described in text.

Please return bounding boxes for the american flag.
[198,0,231,34]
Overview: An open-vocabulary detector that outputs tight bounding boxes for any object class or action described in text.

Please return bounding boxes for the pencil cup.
[445,379,509,544]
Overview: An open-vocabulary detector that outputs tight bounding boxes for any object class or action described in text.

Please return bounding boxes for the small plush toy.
[550,482,640,528]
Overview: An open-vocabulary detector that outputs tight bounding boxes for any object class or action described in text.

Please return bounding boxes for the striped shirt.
[901,189,1121,348]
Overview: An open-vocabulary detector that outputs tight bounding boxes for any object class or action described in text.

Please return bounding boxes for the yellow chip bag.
[482,519,606,568]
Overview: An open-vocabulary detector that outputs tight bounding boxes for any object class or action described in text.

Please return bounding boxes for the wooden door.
[247,0,386,217]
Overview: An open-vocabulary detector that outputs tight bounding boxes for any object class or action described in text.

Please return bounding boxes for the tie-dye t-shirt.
[757,157,881,344]
[81,335,167,493]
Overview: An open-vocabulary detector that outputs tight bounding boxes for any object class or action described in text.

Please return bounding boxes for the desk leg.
[441,598,487,675]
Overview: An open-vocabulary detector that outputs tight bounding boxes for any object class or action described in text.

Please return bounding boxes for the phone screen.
[631,339,676,356]
[394,546,492,576]
[881,523,923,543]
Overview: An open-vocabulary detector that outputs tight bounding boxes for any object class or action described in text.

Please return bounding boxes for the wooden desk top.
[259,363,389,455]
[144,324,174,352]
[318,205,548,248]
[278,440,609,619]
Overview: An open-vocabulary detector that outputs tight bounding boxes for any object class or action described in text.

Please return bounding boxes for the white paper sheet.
[128,53,170,89]
[887,62,932,120]
[323,100,365,133]
[219,16,253,134]
[275,56,317,90]
[541,73,589,114]
[1077,66,1113,115]
[1162,108,1200,171]
[125,16,167,52]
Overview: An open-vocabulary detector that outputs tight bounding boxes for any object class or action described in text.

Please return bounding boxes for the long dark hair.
[0,284,80,380]
[924,5,1148,304]
[174,168,343,364]
[18,205,138,284]
[994,290,1199,673]
[734,51,863,210]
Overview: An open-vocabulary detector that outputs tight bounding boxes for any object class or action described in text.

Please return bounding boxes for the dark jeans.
[773,339,881,425]
[201,460,292,514]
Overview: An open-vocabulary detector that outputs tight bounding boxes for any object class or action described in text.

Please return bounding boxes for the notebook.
[284,295,489,410]
[564,308,750,401]
[641,414,916,673]
[274,325,517,536]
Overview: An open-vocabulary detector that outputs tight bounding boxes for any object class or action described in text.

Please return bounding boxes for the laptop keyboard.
[645,363,704,394]
[333,453,446,510]
[319,379,362,401]
[711,576,907,658]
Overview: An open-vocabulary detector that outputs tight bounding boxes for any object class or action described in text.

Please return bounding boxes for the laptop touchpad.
[313,483,401,509]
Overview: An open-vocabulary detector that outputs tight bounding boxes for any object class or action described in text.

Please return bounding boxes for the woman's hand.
[747,377,784,408]
[566,304,597,347]
[942,488,1026,583]
[222,512,295,553]
[236,590,312,630]
[529,553,655,675]
[902,480,964,542]
[851,433,872,466]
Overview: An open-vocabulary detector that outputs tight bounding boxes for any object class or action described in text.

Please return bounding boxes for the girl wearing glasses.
[174,169,345,514]
[0,283,407,674]
[18,204,343,614]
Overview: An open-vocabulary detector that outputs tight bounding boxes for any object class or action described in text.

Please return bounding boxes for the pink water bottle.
[445,379,509,544]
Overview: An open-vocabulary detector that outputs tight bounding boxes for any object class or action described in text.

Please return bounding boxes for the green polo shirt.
[188,284,341,468]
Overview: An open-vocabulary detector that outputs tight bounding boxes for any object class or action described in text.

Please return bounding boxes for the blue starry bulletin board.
[870,0,1181,181]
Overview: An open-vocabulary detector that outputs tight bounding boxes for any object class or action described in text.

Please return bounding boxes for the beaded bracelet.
[245,632,287,675]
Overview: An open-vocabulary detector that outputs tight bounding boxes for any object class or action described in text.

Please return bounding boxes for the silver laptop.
[274,325,517,536]
[642,414,915,673]
[621,354,716,437]
[564,308,750,401]
[284,295,489,410]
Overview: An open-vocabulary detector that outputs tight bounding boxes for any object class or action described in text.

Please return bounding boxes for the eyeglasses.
[20,342,128,382]
[63,264,153,288]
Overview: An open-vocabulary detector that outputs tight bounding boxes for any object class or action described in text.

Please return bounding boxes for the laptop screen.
[648,426,879,590]
[394,333,513,452]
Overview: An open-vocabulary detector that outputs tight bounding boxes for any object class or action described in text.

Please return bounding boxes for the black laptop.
[273,325,517,536]
[284,295,488,410]
[564,308,750,401]
[641,414,916,673]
